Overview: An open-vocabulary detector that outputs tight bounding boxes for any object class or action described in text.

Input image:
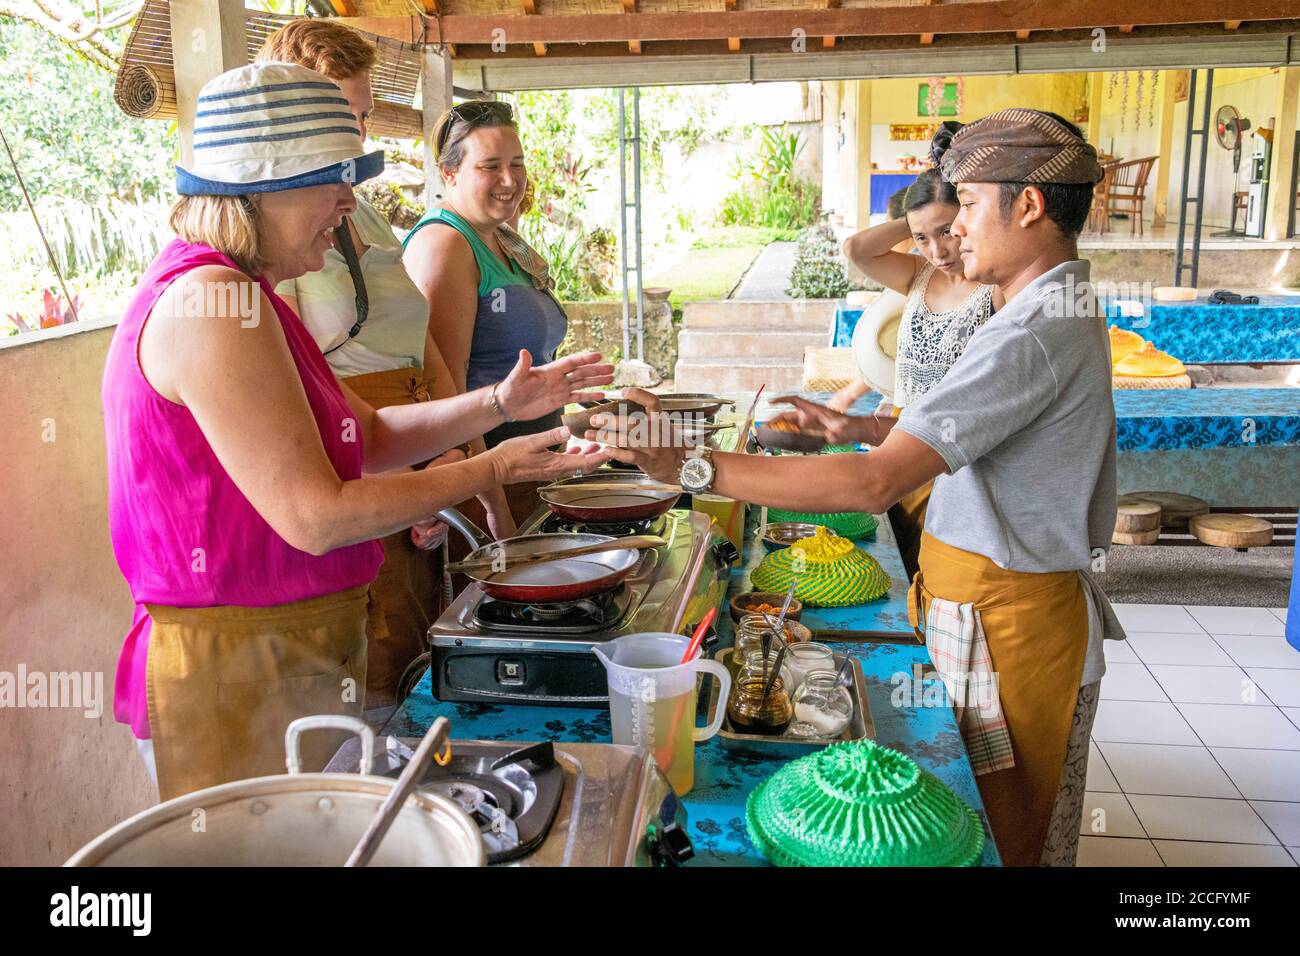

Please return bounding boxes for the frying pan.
[540,472,681,522]
[459,533,642,603]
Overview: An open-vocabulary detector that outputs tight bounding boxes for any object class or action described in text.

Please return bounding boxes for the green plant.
[718,125,820,230]
[787,225,862,299]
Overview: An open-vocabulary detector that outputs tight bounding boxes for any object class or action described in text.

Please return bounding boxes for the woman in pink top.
[102,62,610,801]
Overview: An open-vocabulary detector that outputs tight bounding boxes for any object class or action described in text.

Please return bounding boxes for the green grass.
[646,244,765,309]
[688,226,799,249]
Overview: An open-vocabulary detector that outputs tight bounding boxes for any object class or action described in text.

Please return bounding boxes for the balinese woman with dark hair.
[840,123,1003,574]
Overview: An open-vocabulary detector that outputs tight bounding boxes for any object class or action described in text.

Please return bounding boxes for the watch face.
[681,456,714,492]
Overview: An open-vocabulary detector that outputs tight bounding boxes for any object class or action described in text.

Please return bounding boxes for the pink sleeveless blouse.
[102,238,383,738]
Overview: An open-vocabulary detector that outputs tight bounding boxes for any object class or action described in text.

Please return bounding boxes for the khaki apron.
[342,367,449,709]
[145,586,370,802]
[908,531,1089,867]
[887,478,933,581]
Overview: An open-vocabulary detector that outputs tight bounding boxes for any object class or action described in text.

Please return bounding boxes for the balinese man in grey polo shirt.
[592,109,1125,867]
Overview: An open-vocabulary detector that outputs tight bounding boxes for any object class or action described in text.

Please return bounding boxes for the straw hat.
[176,61,383,196]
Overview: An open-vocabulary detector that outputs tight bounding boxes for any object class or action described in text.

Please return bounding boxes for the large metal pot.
[65,716,485,867]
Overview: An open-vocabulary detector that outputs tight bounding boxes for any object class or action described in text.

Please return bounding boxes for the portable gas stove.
[428,507,738,706]
[324,736,695,866]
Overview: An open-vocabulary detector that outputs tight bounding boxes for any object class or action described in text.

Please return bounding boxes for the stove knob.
[648,820,695,867]
[712,538,741,568]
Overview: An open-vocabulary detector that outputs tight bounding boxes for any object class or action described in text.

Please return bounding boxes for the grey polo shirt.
[894,259,1118,574]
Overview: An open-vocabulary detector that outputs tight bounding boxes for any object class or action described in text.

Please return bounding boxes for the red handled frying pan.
[539,472,681,523]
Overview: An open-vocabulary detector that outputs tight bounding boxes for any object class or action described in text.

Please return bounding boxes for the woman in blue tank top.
[404,100,572,526]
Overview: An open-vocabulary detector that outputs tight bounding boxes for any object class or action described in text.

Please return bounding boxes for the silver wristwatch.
[678,445,716,494]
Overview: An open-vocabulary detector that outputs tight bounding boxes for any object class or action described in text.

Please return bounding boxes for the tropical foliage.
[718,126,821,230]
[786,225,862,300]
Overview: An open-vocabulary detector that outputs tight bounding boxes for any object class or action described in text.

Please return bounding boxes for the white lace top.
[894,262,995,409]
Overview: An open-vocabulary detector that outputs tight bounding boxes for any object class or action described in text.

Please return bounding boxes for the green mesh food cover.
[750,527,890,607]
[766,508,878,540]
[746,740,985,867]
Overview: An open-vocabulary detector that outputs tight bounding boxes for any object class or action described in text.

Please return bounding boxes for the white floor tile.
[1099,663,1169,702]
[1076,836,1164,867]
[1211,748,1300,801]
[1154,841,1295,867]
[1184,605,1285,637]
[1112,604,1202,634]
[1284,708,1300,732]
[1126,631,1235,666]
[1177,703,1300,749]
[1148,665,1273,706]
[1212,634,1300,669]
[1243,668,1300,708]
[1085,741,1120,793]
[1080,791,1147,838]
[1091,700,1200,746]
[1249,801,1300,846]
[1128,794,1276,843]
[1268,608,1289,626]
[1103,639,1140,664]
[1096,741,1239,798]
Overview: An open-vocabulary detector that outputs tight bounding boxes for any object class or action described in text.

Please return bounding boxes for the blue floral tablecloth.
[1104,294,1300,365]
[385,509,1001,867]
[836,297,1300,365]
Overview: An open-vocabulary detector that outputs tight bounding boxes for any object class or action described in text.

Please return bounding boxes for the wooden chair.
[1087,161,1119,234]
[1101,156,1159,236]
[1229,191,1249,235]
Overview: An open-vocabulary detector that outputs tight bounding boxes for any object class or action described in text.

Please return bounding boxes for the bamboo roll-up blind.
[113,0,426,138]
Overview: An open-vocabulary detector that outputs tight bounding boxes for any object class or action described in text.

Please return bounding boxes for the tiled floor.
[1080,603,1299,867]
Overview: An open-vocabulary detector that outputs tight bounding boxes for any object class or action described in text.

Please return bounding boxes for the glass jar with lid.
[788,669,853,738]
[784,641,836,695]
[726,650,794,736]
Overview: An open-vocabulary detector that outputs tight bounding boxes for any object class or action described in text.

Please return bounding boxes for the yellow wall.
[0,323,154,865]
[868,73,1087,126]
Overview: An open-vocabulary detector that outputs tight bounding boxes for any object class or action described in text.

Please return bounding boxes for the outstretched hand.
[584,387,689,484]
[495,350,615,423]
[488,425,611,485]
[768,395,862,446]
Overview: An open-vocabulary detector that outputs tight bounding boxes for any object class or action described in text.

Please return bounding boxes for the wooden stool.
[1118,491,1210,529]
[1190,514,1274,549]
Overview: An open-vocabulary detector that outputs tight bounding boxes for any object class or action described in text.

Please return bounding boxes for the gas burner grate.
[472,586,634,635]
[539,513,668,539]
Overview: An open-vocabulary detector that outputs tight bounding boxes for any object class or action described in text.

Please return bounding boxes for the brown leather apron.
[145,586,369,801]
[342,367,449,709]
[907,531,1089,867]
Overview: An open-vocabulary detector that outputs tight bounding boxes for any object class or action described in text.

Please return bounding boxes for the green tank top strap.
[403,207,526,298]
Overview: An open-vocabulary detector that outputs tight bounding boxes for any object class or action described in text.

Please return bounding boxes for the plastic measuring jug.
[592,632,731,795]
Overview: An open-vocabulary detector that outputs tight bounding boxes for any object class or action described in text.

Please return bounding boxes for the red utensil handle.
[681,606,719,664]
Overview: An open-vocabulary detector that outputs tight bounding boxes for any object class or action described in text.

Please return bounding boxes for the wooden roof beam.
[1016,29,1031,40]
[920,33,935,45]
[519,1,547,57]
[728,37,740,52]
[1119,25,1134,33]
[340,3,1299,47]
[1225,20,1243,29]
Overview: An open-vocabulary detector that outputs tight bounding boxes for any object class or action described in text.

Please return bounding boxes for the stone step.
[673,357,805,394]
[676,327,828,360]
[681,299,835,330]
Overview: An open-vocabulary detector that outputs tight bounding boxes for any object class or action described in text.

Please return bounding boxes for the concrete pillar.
[1152,71,1178,227]
[1265,66,1299,240]
[169,0,248,169]
[854,80,872,230]
[421,45,454,209]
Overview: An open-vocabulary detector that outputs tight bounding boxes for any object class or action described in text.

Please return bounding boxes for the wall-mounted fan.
[1215,105,1252,174]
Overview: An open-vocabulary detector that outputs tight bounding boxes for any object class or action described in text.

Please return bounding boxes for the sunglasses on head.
[437,100,514,156]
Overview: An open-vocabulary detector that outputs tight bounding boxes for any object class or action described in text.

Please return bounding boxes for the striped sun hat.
[176,61,384,196]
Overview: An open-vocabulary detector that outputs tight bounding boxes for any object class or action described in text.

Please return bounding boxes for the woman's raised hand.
[495,350,615,423]
[487,426,610,485]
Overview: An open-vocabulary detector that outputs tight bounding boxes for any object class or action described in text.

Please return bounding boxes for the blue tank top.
[404,208,568,446]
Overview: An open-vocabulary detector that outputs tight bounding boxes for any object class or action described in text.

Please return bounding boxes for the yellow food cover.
[1113,341,1186,378]
[1108,326,1145,366]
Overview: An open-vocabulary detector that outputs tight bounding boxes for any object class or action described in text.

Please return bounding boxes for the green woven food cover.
[766,508,878,540]
[746,740,985,867]
[750,539,891,607]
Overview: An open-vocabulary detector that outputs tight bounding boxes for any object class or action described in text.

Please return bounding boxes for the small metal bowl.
[761,522,822,552]
[729,591,805,625]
